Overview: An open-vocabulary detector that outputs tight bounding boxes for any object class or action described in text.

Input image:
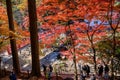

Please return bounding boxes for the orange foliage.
[36,0,110,58]
[0,5,30,52]
[23,0,119,61]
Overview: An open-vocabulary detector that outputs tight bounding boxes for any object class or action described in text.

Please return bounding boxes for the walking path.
[1,44,120,80]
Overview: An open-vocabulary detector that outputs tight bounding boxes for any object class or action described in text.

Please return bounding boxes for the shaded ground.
[1,72,120,80]
[0,76,63,80]
[0,71,63,80]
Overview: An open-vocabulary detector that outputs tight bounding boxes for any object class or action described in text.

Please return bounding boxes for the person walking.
[98,64,103,76]
[104,64,109,73]
[90,74,96,80]
[82,64,87,76]
[46,65,53,80]
[86,64,90,77]
[80,71,86,80]
[42,64,47,77]
[103,64,110,80]
[48,64,53,80]
[9,72,17,80]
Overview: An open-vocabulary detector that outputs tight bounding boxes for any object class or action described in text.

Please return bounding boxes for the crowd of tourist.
[42,64,53,80]
[8,63,111,80]
[79,63,110,80]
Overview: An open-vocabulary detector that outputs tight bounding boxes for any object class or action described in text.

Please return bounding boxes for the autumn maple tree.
[0,2,29,52]
[36,0,111,79]
[0,4,21,52]
[36,0,120,78]
[0,5,10,52]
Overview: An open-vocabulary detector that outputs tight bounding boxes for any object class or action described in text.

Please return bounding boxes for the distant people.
[90,74,96,80]
[104,64,109,73]
[9,72,17,80]
[80,71,86,80]
[103,72,110,80]
[103,64,110,80]
[46,65,53,80]
[82,64,87,75]
[78,63,82,72]
[42,64,46,76]
[98,64,103,76]
[82,64,90,77]
[86,64,90,76]
[82,64,86,71]
[49,65,53,73]
[48,65,53,80]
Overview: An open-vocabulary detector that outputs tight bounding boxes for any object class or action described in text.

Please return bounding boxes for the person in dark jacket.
[42,64,47,76]
[9,72,16,80]
[47,65,53,80]
[104,64,109,73]
[98,64,103,76]
[49,65,53,73]
[103,64,110,80]
[80,71,86,80]
[86,64,90,76]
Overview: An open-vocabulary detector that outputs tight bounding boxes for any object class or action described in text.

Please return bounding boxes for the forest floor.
[1,72,120,80]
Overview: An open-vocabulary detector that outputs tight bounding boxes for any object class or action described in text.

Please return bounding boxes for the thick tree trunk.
[28,0,41,77]
[6,0,20,75]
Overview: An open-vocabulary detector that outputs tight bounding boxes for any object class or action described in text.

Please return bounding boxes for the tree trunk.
[111,30,116,79]
[6,0,20,75]
[92,47,97,73]
[111,56,114,79]
[73,53,78,80]
[28,0,41,77]
[67,25,78,80]
[91,42,97,74]
[86,30,97,74]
